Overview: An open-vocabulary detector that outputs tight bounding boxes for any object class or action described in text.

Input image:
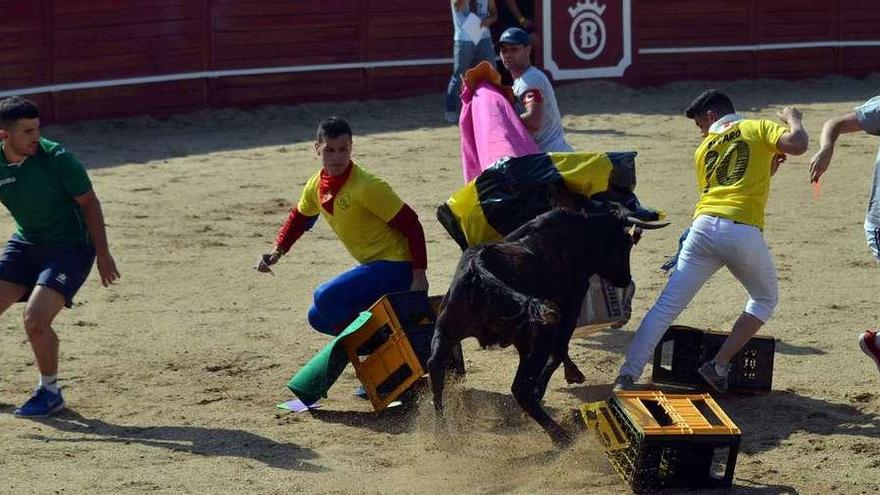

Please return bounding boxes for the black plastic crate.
[383,291,465,375]
[604,392,741,493]
[651,325,775,392]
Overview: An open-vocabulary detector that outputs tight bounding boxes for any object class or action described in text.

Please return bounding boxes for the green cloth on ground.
[286,311,372,405]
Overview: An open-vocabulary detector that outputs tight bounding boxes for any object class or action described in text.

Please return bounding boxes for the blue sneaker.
[354,385,369,400]
[14,388,65,418]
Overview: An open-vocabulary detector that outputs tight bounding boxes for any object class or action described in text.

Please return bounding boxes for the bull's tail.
[429,286,461,413]
[428,320,452,413]
[469,252,561,330]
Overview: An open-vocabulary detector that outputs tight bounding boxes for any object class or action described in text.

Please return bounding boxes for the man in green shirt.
[0,96,120,417]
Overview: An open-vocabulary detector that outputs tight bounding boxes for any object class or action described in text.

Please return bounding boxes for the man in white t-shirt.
[446,0,498,123]
[498,27,572,152]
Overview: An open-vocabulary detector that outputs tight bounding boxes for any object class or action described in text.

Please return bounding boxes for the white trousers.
[619,215,778,379]
[864,220,880,262]
[864,152,880,261]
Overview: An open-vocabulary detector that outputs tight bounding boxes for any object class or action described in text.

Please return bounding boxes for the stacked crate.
[581,391,741,493]
[652,325,775,392]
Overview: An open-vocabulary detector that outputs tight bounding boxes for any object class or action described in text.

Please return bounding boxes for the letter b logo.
[569,11,606,61]
[579,20,599,49]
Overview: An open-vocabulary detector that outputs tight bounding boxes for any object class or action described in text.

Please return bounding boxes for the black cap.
[499,27,530,46]
[685,89,733,118]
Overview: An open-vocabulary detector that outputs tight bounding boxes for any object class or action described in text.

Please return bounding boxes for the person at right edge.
[809,95,880,375]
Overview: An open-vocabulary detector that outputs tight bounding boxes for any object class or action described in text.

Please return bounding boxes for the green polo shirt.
[0,138,92,247]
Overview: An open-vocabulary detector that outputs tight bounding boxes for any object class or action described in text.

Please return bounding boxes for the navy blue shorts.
[0,235,96,307]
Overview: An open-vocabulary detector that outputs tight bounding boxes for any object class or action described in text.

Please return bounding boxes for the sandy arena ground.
[1,75,880,494]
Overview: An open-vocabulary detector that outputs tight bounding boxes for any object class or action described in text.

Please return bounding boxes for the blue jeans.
[308,260,413,336]
[445,39,496,113]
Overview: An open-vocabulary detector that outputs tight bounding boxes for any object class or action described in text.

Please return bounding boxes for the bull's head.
[579,191,669,229]
[580,200,669,288]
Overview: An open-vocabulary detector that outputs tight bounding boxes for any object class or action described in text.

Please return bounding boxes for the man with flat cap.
[498,27,573,152]
[614,89,809,393]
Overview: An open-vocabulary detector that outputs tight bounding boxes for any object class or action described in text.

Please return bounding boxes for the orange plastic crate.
[614,391,740,436]
[339,298,424,412]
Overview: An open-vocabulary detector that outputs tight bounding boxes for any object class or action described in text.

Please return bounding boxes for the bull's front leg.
[561,286,590,385]
[534,352,563,402]
[562,354,585,384]
[511,344,573,448]
[536,334,581,399]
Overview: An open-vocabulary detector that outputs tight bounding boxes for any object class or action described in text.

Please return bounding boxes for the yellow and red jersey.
[296,162,412,264]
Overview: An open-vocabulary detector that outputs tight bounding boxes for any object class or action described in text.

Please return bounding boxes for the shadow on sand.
[308,385,567,440]
[716,389,880,455]
[38,73,880,169]
[43,93,453,169]
[570,328,826,358]
[307,397,422,435]
[0,405,325,471]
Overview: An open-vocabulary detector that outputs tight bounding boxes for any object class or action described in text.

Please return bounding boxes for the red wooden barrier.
[1,1,878,123]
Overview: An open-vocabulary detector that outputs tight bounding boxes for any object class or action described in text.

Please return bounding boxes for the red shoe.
[858,330,880,374]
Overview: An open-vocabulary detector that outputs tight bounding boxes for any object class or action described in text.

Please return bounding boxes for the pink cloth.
[459,81,539,183]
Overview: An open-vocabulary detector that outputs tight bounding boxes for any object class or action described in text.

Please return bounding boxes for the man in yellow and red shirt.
[257,117,428,335]
[615,90,808,393]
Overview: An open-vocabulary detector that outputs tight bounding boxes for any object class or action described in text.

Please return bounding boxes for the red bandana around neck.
[318,162,353,214]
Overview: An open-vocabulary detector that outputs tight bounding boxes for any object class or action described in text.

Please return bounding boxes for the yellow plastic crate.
[580,391,741,493]
[613,391,740,436]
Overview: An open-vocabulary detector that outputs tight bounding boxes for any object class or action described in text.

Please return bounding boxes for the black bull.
[427,207,664,447]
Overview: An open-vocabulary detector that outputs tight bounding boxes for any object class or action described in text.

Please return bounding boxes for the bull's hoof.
[550,429,574,449]
[564,365,586,384]
[433,413,449,434]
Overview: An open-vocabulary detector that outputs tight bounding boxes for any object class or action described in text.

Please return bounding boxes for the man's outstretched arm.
[809,112,864,182]
[257,207,317,273]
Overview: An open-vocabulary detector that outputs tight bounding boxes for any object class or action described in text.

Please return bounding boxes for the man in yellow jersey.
[614,89,808,392]
[256,117,428,337]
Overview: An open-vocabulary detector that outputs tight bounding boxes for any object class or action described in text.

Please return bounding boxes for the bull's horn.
[626,216,670,229]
